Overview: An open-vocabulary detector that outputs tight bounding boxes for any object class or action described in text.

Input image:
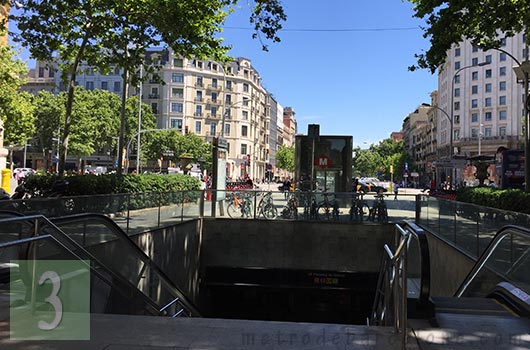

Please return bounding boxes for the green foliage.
[276,145,295,172]
[353,138,407,179]
[0,45,35,146]
[408,0,529,72]
[23,173,201,197]
[457,187,530,215]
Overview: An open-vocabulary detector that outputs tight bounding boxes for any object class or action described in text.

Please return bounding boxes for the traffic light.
[185,126,189,134]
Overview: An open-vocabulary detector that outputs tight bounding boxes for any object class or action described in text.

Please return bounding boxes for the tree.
[276,145,294,172]
[0,45,35,147]
[407,1,528,72]
[352,138,408,180]
[5,0,286,175]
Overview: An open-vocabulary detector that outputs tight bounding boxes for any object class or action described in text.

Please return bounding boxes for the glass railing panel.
[437,199,456,244]
[180,190,202,222]
[464,230,530,296]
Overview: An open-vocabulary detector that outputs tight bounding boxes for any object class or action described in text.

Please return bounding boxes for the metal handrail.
[48,213,202,317]
[370,223,411,350]
[455,224,530,297]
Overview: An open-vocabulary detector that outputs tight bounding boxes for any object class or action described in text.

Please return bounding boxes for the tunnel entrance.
[200,267,378,324]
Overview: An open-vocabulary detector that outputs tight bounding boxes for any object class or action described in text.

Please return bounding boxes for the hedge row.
[456,187,530,215]
[22,173,202,197]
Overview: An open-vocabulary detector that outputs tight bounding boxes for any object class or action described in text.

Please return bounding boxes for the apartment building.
[23,50,294,180]
[437,35,524,161]
[402,104,430,186]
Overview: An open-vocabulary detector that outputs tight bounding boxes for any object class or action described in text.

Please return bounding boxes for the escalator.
[0,213,200,323]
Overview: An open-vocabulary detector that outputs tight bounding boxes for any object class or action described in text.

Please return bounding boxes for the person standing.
[394,182,399,200]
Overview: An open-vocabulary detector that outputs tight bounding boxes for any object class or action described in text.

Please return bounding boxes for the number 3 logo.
[38,271,63,331]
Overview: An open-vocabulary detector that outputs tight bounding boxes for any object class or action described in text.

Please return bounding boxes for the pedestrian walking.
[394,182,399,200]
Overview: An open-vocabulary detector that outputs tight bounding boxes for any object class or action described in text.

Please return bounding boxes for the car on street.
[13,167,35,180]
[357,179,388,194]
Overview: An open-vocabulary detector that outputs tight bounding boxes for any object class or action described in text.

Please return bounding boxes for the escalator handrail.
[455,224,530,298]
[487,281,530,317]
[48,213,202,317]
[0,216,161,315]
[400,221,431,303]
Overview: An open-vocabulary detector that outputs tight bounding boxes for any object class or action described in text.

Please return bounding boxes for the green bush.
[22,173,201,197]
[457,187,530,214]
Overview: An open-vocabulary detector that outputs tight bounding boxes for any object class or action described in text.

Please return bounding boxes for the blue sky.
[221,0,437,148]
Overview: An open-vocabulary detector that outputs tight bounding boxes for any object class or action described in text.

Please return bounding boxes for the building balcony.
[194,97,203,102]
[207,84,222,91]
[194,112,203,117]
[147,94,160,99]
[206,113,219,119]
[195,82,204,88]
[207,99,221,105]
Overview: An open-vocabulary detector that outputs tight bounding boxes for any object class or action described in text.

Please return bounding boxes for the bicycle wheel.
[362,203,370,218]
[317,205,331,221]
[262,203,278,220]
[227,202,240,218]
[380,206,389,223]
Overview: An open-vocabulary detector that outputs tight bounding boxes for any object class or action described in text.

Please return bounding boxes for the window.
[197,61,203,69]
[500,66,507,76]
[114,68,121,75]
[485,83,492,93]
[173,58,183,67]
[195,105,202,116]
[151,103,158,114]
[113,81,121,92]
[485,127,492,137]
[485,97,492,106]
[243,97,250,106]
[242,111,249,120]
[170,119,182,130]
[195,121,201,133]
[471,128,478,138]
[455,47,461,57]
[485,112,492,121]
[499,110,507,120]
[226,81,232,90]
[85,81,94,90]
[455,61,461,70]
[101,81,108,90]
[241,144,247,155]
[172,73,184,83]
[171,103,183,113]
[225,94,231,104]
[241,125,248,137]
[499,126,507,136]
[472,45,479,52]
[49,69,54,78]
[210,106,217,116]
[501,38,507,47]
[499,96,506,105]
[472,71,478,80]
[196,76,203,87]
[485,69,492,78]
[472,85,478,94]
[454,129,460,140]
[472,57,478,66]
[210,123,216,135]
[471,113,478,122]
[500,52,507,61]
[38,67,45,77]
[172,88,183,98]
[485,54,492,63]
[243,83,249,92]
[471,99,478,108]
[212,63,218,71]
[454,88,460,97]
[224,123,230,136]
[211,92,217,102]
[454,74,461,83]
[211,78,218,88]
[195,91,202,101]
[454,115,460,124]
[497,81,506,91]
[454,101,460,110]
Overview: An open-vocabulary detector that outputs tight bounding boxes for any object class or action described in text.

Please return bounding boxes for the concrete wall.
[201,219,394,272]
[425,231,476,297]
[131,220,202,303]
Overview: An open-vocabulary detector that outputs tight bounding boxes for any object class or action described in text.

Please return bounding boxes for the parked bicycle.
[257,191,277,220]
[301,192,318,220]
[281,192,298,219]
[316,193,339,221]
[349,193,370,222]
[226,192,253,218]
[368,194,388,223]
